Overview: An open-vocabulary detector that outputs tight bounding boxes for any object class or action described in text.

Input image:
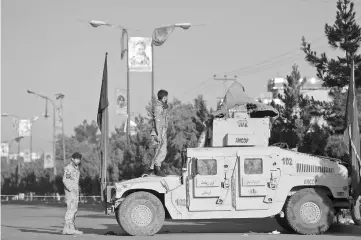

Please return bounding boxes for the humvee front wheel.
[117,191,165,236]
[285,188,334,235]
[351,195,361,226]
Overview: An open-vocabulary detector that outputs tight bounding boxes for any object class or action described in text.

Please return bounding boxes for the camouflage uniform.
[150,100,168,170]
[62,161,82,235]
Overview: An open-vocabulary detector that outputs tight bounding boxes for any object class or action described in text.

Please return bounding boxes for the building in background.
[257,76,333,105]
[255,76,332,128]
[5,151,42,161]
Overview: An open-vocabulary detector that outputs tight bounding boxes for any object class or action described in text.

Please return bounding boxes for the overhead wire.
[180,36,328,100]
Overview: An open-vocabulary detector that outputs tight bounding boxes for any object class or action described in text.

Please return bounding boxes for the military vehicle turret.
[103,81,361,236]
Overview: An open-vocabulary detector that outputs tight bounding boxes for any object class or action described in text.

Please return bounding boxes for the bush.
[298,124,330,155]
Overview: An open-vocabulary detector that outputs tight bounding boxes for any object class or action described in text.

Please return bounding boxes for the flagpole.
[151,43,154,100]
[350,59,361,198]
[126,30,130,145]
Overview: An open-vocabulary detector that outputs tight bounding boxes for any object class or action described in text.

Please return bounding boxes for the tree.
[73,120,99,144]
[270,65,311,148]
[301,0,361,134]
[301,0,361,88]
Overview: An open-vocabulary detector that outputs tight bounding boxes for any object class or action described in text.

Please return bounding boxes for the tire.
[115,207,125,233]
[285,188,334,235]
[117,191,165,236]
[351,195,361,226]
[275,213,294,233]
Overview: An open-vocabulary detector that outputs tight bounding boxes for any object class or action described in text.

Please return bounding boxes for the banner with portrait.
[55,107,63,129]
[115,89,127,115]
[1,143,9,158]
[128,37,152,72]
[12,118,19,132]
[18,119,31,137]
[44,153,54,169]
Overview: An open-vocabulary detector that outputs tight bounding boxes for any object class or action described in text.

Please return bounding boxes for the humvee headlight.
[115,183,131,191]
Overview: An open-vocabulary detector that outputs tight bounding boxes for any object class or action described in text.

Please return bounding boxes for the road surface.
[1,203,361,239]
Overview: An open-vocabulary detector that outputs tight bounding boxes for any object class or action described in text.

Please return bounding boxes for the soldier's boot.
[143,168,155,176]
[155,166,166,177]
[62,222,74,235]
[70,222,83,235]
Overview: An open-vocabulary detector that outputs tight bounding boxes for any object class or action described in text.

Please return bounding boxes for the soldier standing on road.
[62,152,83,235]
[144,89,169,177]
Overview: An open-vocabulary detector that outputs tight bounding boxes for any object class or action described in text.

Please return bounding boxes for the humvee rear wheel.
[285,188,334,235]
[117,191,165,236]
[351,195,361,226]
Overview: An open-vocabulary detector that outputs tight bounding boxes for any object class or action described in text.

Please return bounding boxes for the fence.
[1,193,102,204]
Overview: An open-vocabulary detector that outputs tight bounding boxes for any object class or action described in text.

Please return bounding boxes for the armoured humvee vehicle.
[103,82,361,236]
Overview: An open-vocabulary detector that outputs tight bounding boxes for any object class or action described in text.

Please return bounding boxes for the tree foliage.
[301,0,361,88]
[1,95,211,195]
[270,65,313,148]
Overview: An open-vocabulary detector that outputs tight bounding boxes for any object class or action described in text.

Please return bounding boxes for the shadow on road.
[3,220,361,237]
[1,201,103,212]
[76,218,287,236]
[2,225,63,235]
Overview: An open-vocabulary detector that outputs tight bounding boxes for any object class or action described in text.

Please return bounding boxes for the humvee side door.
[187,157,232,212]
[235,154,280,210]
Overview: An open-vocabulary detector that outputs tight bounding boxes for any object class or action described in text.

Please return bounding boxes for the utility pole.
[30,124,33,162]
[214,74,238,108]
[56,93,66,165]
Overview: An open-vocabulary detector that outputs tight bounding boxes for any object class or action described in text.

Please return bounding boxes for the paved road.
[1,203,361,240]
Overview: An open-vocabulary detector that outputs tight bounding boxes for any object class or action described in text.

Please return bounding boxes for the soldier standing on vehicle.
[62,152,83,235]
[144,89,169,177]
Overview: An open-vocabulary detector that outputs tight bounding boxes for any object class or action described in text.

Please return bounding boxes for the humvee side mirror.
[181,148,187,169]
[191,158,198,177]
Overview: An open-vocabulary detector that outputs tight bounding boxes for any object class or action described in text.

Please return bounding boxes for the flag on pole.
[152,25,176,47]
[121,29,127,60]
[97,53,109,205]
[343,60,361,198]
[97,53,109,132]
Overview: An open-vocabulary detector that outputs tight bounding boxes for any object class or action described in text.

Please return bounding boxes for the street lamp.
[2,113,23,156]
[2,113,36,184]
[151,23,192,100]
[29,116,40,162]
[27,90,60,176]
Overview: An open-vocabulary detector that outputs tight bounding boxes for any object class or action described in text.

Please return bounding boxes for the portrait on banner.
[44,153,54,169]
[1,143,9,158]
[115,89,127,115]
[18,120,31,137]
[128,37,152,72]
[55,107,63,128]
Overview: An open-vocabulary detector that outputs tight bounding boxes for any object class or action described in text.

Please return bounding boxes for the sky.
[2,0,360,153]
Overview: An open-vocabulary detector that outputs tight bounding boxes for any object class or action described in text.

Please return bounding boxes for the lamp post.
[2,136,24,163]
[2,113,22,157]
[88,20,131,145]
[27,90,59,176]
[2,113,35,184]
[29,116,40,162]
[151,23,191,100]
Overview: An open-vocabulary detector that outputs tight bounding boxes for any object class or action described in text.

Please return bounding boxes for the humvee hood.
[117,175,182,193]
